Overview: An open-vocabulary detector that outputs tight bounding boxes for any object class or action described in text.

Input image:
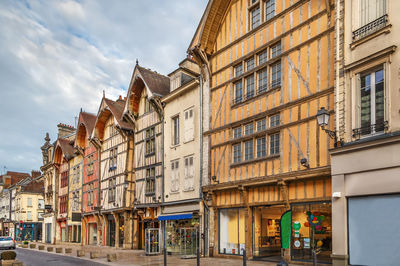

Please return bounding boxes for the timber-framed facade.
[92,96,135,248]
[189,0,335,263]
[123,63,170,251]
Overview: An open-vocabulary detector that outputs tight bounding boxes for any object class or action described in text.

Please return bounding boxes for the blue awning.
[158,213,193,221]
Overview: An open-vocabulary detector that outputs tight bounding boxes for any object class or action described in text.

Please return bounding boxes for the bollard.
[242,248,246,266]
[38,245,45,250]
[163,247,167,266]
[65,248,72,253]
[197,244,200,266]
[56,248,63,253]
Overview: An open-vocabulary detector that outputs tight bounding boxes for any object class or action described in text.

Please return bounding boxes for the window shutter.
[189,157,194,190]
[188,109,194,141]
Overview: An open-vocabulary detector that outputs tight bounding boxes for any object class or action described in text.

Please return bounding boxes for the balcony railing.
[352,121,388,139]
[352,15,388,41]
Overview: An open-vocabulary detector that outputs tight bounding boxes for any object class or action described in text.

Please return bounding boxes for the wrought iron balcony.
[352,121,388,139]
[353,15,388,41]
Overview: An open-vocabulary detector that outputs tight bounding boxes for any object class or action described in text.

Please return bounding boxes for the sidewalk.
[20,242,297,266]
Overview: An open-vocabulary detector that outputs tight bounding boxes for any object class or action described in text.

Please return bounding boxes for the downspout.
[90,137,102,246]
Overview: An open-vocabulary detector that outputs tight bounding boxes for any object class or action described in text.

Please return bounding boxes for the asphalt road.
[12,248,106,266]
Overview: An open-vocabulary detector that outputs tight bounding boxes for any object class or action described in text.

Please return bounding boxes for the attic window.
[180,73,193,86]
[144,98,154,113]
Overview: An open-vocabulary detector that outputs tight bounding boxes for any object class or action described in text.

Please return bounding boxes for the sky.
[0,0,208,174]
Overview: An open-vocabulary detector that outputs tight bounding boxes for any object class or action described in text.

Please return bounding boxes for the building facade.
[123,63,170,252]
[189,0,334,262]
[160,58,205,257]
[76,111,100,246]
[92,96,135,248]
[331,0,400,265]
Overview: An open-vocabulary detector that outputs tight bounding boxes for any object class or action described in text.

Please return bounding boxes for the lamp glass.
[316,107,329,127]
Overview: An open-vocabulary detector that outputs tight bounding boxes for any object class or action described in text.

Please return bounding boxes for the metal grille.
[352,121,388,139]
[353,15,388,41]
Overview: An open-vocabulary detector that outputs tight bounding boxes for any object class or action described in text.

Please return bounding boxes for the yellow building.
[67,151,83,243]
[189,0,334,263]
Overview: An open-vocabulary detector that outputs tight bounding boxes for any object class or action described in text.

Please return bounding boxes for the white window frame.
[184,156,194,191]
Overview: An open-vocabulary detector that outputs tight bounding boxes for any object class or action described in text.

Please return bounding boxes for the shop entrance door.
[180,227,198,258]
[45,223,51,243]
[252,206,285,261]
[145,228,160,255]
[108,219,116,247]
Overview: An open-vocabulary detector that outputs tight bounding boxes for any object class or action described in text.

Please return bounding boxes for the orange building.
[189,0,335,263]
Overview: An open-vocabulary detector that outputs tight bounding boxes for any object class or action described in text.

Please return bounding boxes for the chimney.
[31,170,41,179]
[57,123,75,138]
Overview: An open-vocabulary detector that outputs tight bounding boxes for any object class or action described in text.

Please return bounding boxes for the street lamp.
[316,107,338,147]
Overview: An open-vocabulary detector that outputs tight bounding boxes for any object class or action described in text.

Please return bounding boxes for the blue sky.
[0,0,207,174]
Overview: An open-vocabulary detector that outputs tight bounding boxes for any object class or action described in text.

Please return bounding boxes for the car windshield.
[0,237,12,241]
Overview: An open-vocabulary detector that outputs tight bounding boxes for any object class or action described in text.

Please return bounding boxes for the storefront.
[15,222,42,241]
[118,213,124,247]
[58,220,67,242]
[159,213,200,257]
[218,208,245,256]
[88,222,97,245]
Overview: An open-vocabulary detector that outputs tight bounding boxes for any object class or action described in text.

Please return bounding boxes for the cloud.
[0,0,207,173]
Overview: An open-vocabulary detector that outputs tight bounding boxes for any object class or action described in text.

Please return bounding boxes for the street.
[13,248,106,266]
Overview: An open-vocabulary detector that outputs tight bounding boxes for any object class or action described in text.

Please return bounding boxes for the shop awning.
[158,213,193,221]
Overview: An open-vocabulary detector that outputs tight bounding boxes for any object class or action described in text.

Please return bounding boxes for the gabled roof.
[92,97,133,141]
[188,0,231,55]
[123,63,170,115]
[54,138,75,164]
[75,111,96,148]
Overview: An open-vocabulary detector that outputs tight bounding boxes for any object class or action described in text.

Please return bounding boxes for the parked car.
[0,237,15,249]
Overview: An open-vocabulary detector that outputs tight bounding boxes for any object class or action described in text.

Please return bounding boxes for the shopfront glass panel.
[166,218,199,255]
[252,206,285,259]
[219,208,245,255]
[291,202,332,263]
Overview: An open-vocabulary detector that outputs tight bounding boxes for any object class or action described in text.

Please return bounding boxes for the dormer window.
[144,98,154,113]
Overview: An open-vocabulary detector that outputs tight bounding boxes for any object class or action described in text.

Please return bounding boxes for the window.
[73,166,80,183]
[271,42,281,58]
[172,115,180,145]
[184,109,194,142]
[108,125,117,138]
[266,0,276,21]
[244,123,254,135]
[359,0,386,27]
[256,137,266,158]
[108,178,116,203]
[246,57,255,71]
[144,98,154,113]
[270,133,280,155]
[27,211,32,221]
[270,114,280,127]
[256,119,266,131]
[233,127,242,139]
[271,62,281,88]
[60,195,67,214]
[357,68,385,136]
[109,148,117,171]
[27,198,32,207]
[234,64,243,77]
[234,81,243,104]
[258,49,268,65]
[246,75,255,99]
[258,68,268,93]
[38,199,44,209]
[146,167,155,195]
[251,7,261,30]
[145,127,155,154]
[219,208,246,255]
[233,144,242,163]
[184,156,194,191]
[244,140,254,161]
[170,160,179,192]
[61,171,68,188]
[72,191,80,211]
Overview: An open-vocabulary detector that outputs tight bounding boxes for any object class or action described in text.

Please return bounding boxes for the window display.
[219,208,245,255]
[252,206,285,258]
[291,202,332,263]
[166,218,199,256]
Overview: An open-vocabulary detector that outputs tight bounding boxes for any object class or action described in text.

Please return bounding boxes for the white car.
[0,237,15,249]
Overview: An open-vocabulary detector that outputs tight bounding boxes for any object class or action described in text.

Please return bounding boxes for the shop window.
[166,218,200,254]
[291,202,332,263]
[219,208,246,255]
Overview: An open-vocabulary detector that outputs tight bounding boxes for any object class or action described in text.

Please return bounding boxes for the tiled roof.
[57,138,75,160]
[22,179,44,193]
[80,112,97,135]
[137,65,170,97]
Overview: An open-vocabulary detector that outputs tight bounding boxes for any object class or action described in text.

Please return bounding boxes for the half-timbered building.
[189,0,335,263]
[54,130,75,243]
[68,145,83,243]
[123,63,169,252]
[92,96,135,248]
[75,111,100,246]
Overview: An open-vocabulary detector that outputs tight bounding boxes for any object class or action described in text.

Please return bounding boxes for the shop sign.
[280,210,292,249]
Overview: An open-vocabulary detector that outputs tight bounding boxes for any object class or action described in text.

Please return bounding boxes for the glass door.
[180,227,198,258]
[145,228,160,255]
